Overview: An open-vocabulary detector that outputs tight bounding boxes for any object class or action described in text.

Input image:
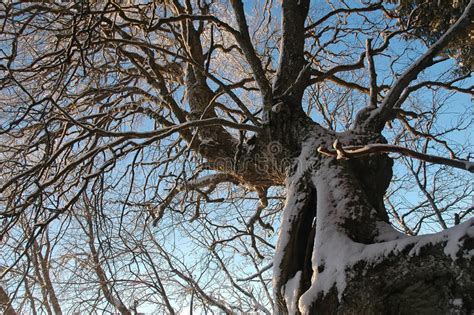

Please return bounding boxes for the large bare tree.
[0,0,473,314]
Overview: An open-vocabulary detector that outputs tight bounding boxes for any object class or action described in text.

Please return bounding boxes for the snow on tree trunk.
[273,143,474,314]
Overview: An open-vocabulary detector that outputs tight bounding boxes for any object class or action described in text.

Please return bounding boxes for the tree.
[386,0,473,72]
[0,0,473,314]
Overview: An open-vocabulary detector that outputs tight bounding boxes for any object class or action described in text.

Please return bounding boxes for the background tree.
[0,0,473,314]
[386,0,473,72]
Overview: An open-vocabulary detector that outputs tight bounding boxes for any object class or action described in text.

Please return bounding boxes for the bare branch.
[318,143,473,173]
[230,0,273,107]
[362,0,474,131]
[366,39,378,108]
[273,0,311,103]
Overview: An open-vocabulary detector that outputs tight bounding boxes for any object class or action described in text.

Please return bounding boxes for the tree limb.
[362,0,474,131]
[318,143,474,173]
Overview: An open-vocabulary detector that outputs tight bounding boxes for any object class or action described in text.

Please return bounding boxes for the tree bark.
[0,286,17,315]
[309,241,474,314]
[272,138,473,314]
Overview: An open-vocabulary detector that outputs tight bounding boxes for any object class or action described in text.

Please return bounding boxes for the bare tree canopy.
[0,0,473,314]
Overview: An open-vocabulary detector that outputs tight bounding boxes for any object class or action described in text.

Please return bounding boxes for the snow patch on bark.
[374,221,407,241]
[297,160,474,314]
[273,136,318,286]
[272,135,473,314]
[299,215,473,313]
[283,271,302,315]
[300,216,473,313]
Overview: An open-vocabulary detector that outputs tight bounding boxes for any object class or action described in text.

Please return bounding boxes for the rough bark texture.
[311,241,474,315]
[273,175,317,312]
[0,286,17,315]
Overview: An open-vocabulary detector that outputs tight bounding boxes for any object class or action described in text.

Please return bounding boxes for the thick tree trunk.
[309,241,474,314]
[0,286,17,315]
[273,145,474,314]
[229,102,474,314]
